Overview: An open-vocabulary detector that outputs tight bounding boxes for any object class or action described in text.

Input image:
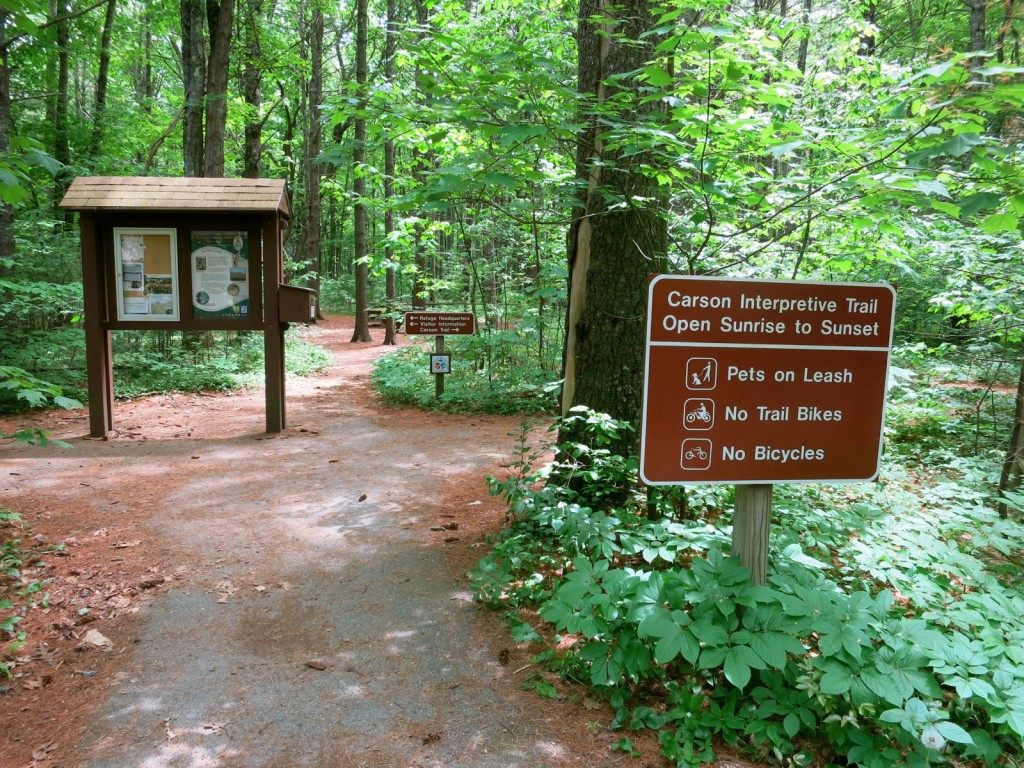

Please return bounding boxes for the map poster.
[191,231,250,320]
[114,228,178,321]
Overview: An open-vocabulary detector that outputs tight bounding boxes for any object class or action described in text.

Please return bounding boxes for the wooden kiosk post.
[60,176,314,437]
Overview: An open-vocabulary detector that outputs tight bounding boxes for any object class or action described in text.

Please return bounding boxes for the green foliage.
[474,394,1024,766]
[372,328,559,415]
[0,509,54,679]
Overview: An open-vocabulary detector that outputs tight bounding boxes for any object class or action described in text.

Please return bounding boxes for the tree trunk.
[52,0,70,209]
[350,0,372,342]
[180,0,207,176]
[560,0,667,459]
[305,1,323,316]
[997,356,1024,518]
[967,0,987,71]
[382,0,399,345]
[797,0,812,73]
[997,0,1013,63]
[410,0,432,311]
[0,12,13,266]
[203,0,234,177]
[87,0,117,162]
[859,0,877,56]
[240,0,263,178]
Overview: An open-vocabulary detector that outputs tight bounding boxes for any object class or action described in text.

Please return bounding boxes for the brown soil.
[0,316,682,768]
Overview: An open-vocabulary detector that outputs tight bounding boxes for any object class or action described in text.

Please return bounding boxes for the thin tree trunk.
[0,12,14,266]
[998,357,1024,518]
[382,0,399,345]
[52,0,70,209]
[203,0,234,177]
[410,0,432,311]
[180,0,207,176]
[351,0,372,342]
[87,0,116,161]
[797,0,812,73]
[240,0,263,178]
[306,1,323,316]
[967,0,987,73]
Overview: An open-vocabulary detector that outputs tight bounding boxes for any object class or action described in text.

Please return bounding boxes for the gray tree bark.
[350,0,372,342]
[382,0,399,345]
[203,0,234,177]
[180,0,207,176]
[560,0,668,458]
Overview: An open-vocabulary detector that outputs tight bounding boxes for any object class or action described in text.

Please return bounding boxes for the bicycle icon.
[683,398,715,430]
[681,439,712,470]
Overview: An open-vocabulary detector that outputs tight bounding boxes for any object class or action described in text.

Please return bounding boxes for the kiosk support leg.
[265,323,286,433]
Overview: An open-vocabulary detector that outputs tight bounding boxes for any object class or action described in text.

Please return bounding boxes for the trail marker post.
[641,276,895,584]
[404,311,475,400]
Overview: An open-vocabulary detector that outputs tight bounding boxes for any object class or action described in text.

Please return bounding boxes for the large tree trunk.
[180,0,207,176]
[203,0,234,177]
[382,0,399,345]
[350,0,372,342]
[560,0,667,458]
[87,0,116,162]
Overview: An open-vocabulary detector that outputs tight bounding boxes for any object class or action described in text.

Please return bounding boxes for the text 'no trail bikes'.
[640,275,896,485]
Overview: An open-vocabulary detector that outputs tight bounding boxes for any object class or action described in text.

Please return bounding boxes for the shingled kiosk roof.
[59,176,290,219]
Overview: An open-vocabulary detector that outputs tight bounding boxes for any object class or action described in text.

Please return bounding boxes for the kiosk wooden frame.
[60,176,314,437]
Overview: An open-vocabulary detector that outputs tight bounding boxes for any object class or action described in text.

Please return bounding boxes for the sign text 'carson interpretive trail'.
[640,276,895,485]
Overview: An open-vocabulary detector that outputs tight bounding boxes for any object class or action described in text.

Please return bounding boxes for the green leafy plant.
[474,396,1024,767]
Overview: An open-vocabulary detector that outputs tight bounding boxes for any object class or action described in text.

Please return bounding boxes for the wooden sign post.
[404,311,475,399]
[641,276,895,584]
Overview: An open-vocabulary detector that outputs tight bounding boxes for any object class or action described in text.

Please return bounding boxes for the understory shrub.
[472,408,1024,767]
[372,327,558,414]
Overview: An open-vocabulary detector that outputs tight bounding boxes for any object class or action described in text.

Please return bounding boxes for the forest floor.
[0,315,744,768]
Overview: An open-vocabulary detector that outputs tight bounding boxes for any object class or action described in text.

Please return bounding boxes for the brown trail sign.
[640,275,895,585]
[641,275,895,485]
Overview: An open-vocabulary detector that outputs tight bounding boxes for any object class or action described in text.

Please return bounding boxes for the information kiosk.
[60,176,315,436]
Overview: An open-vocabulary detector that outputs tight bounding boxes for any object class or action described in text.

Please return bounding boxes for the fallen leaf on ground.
[80,629,113,651]
[32,741,58,760]
[214,580,238,603]
[111,540,141,549]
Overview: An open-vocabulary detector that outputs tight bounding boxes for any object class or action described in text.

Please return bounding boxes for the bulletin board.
[113,228,179,321]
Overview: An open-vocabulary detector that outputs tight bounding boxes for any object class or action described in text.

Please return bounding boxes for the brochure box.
[278,284,317,323]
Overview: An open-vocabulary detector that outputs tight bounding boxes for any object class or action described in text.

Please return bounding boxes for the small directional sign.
[405,312,475,336]
[641,275,895,485]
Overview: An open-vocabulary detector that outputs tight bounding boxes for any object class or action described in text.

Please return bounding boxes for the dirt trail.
[0,317,643,768]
